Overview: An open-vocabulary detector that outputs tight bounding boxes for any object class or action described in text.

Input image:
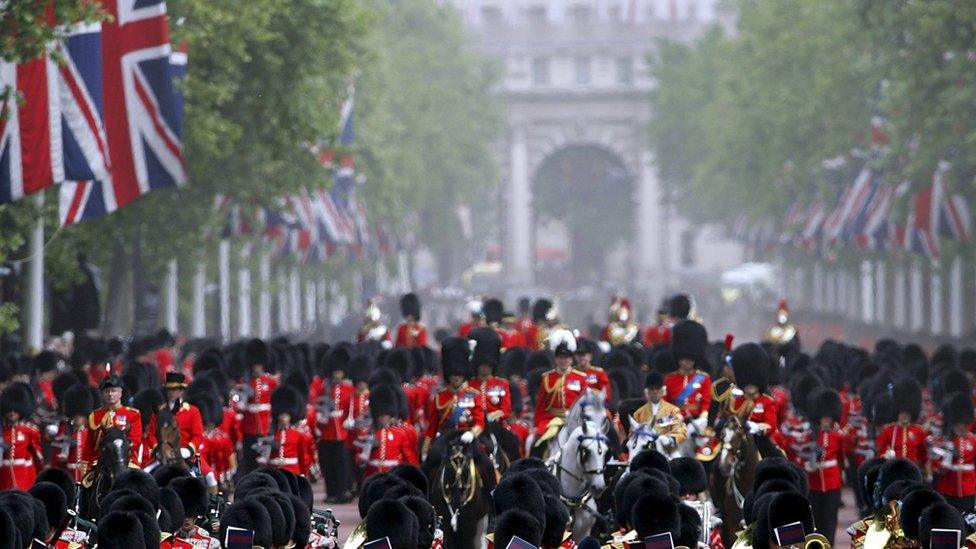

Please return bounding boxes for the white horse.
[553,420,609,541]
[624,415,706,462]
[531,388,610,460]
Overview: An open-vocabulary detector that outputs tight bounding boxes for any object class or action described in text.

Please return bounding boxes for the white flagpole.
[26,193,45,353]
[238,245,252,337]
[192,262,205,337]
[218,239,231,342]
[258,250,271,339]
[164,259,178,333]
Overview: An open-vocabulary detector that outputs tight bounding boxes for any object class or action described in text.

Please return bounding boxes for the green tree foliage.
[0,0,105,63]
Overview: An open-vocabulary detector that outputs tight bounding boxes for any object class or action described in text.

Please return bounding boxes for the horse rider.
[663,320,712,433]
[728,343,781,458]
[0,382,43,489]
[357,298,392,346]
[533,329,588,451]
[467,327,511,425]
[79,375,143,483]
[51,383,96,482]
[236,338,278,475]
[576,337,611,403]
[423,337,485,457]
[164,372,205,455]
[631,371,687,452]
[394,292,429,348]
[600,295,641,347]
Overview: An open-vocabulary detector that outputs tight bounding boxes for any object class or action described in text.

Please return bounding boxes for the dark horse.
[712,413,759,545]
[423,431,496,549]
[80,427,131,520]
[152,408,183,467]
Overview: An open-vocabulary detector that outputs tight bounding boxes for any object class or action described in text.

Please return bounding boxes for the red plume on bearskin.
[724,334,734,352]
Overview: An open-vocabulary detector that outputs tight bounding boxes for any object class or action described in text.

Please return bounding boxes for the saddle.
[534,417,564,447]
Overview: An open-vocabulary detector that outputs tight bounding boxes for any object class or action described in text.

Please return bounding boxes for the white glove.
[460,431,474,444]
[342,418,355,430]
[657,436,673,447]
[45,423,59,437]
[691,416,708,433]
[745,421,762,435]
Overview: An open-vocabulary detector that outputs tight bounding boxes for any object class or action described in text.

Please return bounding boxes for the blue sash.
[674,372,705,406]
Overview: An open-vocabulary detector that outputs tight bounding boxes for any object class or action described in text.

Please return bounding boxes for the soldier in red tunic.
[361,383,419,478]
[313,345,355,503]
[51,383,95,482]
[514,297,535,342]
[663,320,712,431]
[260,386,316,476]
[394,292,429,348]
[80,375,143,479]
[533,329,588,448]
[729,343,781,457]
[524,299,559,351]
[641,307,671,348]
[423,337,485,455]
[576,337,611,402]
[481,298,527,350]
[876,378,928,467]
[163,372,204,454]
[798,387,847,546]
[468,327,511,424]
[0,383,43,489]
[235,338,278,475]
[933,392,976,512]
[385,348,429,429]
[458,297,484,338]
[195,391,235,492]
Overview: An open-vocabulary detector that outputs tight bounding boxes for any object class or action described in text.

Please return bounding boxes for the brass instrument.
[607,321,640,346]
[802,532,831,548]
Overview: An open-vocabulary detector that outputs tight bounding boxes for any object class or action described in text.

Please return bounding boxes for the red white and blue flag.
[905,170,943,263]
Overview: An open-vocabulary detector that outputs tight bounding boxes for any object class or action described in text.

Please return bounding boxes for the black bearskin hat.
[0,382,34,419]
[899,487,944,540]
[32,350,60,376]
[669,294,692,319]
[919,503,966,549]
[390,464,429,496]
[631,449,671,475]
[619,473,670,530]
[752,457,801,496]
[36,467,77,507]
[631,491,681,539]
[671,320,708,366]
[944,391,975,427]
[220,499,273,549]
[187,390,222,427]
[492,472,546,527]
[762,491,814,546]
[348,353,373,385]
[789,373,823,418]
[469,327,501,369]
[500,347,528,378]
[541,494,570,547]
[250,494,288,548]
[271,385,305,422]
[369,383,400,418]
[151,464,190,488]
[159,486,186,532]
[28,481,67,532]
[677,503,702,548]
[322,345,352,378]
[493,509,543,549]
[192,348,225,374]
[483,298,504,325]
[111,469,161,510]
[131,388,164,426]
[532,298,553,322]
[244,338,270,368]
[96,511,148,549]
[233,472,278,502]
[169,476,208,519]
[892,377,923,421]
[400,293,421,320]
[526,350,553,372]
[384,348,415,382]
[440,337,471,379]
[365,499,419,549]
[873,458,922,510]
[0,507,16,549]
[670,456,707,495]
[52,372,80,406]
[62,383,95,418]
[807,387,843,423]
[288,494,312,548]
[731,342,770,393]
[398,496,436,549]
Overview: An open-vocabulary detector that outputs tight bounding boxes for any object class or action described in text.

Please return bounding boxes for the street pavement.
[318,478,863,547]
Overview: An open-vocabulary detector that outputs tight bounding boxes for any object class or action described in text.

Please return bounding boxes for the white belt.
[66,463,82,470]
[329,411,343,418]
[949,464,975,471]
[813,459,838,469]
[269,457,299,466]
[245,404,271,412]
[368,459,399,468]
[0,459,33,467]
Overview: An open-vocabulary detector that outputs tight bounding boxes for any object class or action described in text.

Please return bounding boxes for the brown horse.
[713,413,759,544]
[153,408,183,466]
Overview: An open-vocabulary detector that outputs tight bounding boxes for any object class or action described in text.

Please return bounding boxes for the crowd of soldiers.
[2,291,976,548]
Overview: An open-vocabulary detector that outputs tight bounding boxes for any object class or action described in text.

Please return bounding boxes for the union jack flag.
[0,52,63,202]
[905,171,943,263]
[853,183,892,251]
[937,164,971,243]
[799,200,826,250]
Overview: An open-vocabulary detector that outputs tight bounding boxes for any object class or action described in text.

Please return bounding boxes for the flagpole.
[258,250,271,339]
[192,262,205,337]
[289,265,301,333]
[164,259,178,333]
[277,266,289,334]
[25,193,45,354]
[218,239,231,342]
[238,244,252,337]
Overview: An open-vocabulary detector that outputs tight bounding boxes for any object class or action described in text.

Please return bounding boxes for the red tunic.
[237,375,278,437]
[642,324,670,347]
[583,366,611,401]
[0,422,43,489]
[934,432,976,497]
[522,324,547,350]
[315,380,354,442]
[138,413,158,467]
[220,406,242,446]
[494,326,527,350]
[458,321,480,337]
[200,427,235,483]
[362,425,420,478]
[424,385,485,444]
[258,427,313,474]
[799,428,846,492]
[172,401,205,451]
[346,390,371,450]
[533,369,588,436]
[876,423,928,466]
[394,322,428,348]
[80,405,143,469]
[469,376,512,422]
[732,394,779,433]
[50,422,87,482]
[38,379,56,409]
[404,382,430,428]
[663,370,712,419]
[416,374,441,395]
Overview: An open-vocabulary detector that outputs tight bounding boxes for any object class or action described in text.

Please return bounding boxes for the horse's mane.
[100,427,128,447]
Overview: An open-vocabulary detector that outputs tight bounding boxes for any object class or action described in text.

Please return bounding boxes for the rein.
[438,446,480,531]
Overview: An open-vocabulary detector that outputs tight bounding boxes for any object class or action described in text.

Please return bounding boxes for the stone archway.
[531,143,635,288]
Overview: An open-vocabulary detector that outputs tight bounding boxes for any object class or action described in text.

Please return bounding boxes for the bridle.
[554,422,608,510]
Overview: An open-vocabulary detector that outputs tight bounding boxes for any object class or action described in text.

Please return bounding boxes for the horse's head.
[155,409,182,464]
[719,414,750,475]
[571,421,608,494]
[626,416,657,457]
[98,427,130,479]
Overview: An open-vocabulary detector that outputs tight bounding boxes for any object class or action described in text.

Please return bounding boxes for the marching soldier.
[236,338,278,475]
[358,299,392,346]
[514,297,535,342]
[932,392,976,512]
[631,371,687,450]
[533,329,588,443]
[361,383,419,477]
[423,337,485,455]
[876,378,928,467]
[196,391,235,492]
[729,343,781,457]
[164,372,205,454]
[663,320,712,431]
[394,292,429,348]
[51,383,95,482]
[482,298,527,350]
[799,387,847,546]
[79,375,142,480]
[0,383,43,489]
[468,327,511,424]
[600,295,641,347]
[314,346,355,503]
[260,386,317,477]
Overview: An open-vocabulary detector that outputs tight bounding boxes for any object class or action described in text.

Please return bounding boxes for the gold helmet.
[608,295,632,323]
[364,299,382,323]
